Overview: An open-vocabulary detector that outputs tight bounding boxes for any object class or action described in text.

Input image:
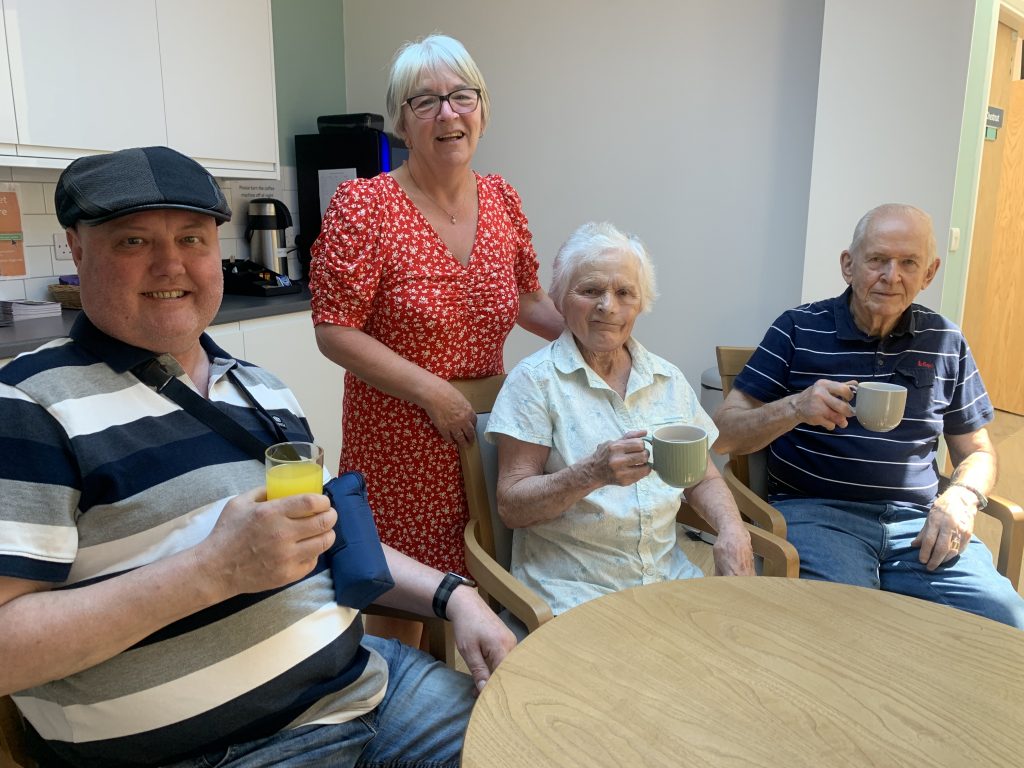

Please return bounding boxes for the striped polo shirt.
[0,315,386,767]
[732,288,992,512]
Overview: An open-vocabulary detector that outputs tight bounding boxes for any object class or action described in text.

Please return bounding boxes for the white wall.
[802,0,977,307]
[342,0,824,387]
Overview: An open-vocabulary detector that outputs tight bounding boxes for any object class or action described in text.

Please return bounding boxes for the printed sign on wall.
[0,188,25,277]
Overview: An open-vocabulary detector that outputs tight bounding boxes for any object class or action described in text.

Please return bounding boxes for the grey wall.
[272,0,347,167]
[342,0,824,387]
[802,0,977,310]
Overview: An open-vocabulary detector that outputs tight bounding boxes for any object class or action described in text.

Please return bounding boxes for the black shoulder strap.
[132,358,274,463]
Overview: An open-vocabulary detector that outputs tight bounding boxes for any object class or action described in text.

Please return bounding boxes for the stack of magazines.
[0,299,63,325]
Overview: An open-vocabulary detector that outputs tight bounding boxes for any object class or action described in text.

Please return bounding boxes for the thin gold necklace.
[406,166,464,225]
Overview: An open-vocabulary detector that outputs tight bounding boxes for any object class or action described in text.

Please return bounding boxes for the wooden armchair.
[452,376,554,634]
[1,695,32,768]
[714,345,1024,589]
[451,375,799,638]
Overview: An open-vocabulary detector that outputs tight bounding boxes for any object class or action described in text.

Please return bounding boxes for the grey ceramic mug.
[643,425,708,487]
[852,382,908,432]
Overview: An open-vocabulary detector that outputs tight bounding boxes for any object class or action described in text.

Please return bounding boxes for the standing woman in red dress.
[310,34,563,647]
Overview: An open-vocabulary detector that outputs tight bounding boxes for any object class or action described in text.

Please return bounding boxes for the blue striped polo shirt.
[732,289,993,511]
[0,315,387,767]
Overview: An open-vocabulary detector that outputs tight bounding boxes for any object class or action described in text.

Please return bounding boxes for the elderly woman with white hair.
[486,221,754,618]
[310,34,563,648]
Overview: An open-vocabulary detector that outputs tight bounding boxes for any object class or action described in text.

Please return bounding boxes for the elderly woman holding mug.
[310,34,563,647]
[486,222,754,618]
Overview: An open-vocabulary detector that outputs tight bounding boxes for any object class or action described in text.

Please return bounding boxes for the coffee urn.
[245,198,294,277]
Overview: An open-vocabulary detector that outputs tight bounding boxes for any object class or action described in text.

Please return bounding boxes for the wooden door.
[963,22,1024,415]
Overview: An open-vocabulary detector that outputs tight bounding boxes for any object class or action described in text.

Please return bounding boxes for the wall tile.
[51,254,77,278]
[11,168,62,183]
[22,213,64,247]
[24,245,54,277]
[10,182,45,214]
[280,165,297,191]
[42,183,57,214]
[221,237,240,261]
[24,276,57,301]
[0,280,26,300]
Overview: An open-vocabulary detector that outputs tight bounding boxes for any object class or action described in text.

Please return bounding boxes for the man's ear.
[922,256,941,290]
[840,249,854,285]
[66,227,83,269]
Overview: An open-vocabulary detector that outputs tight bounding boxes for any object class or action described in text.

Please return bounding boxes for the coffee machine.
[245,197,293,275]
[223,198,300,297]
[294,114,408,279]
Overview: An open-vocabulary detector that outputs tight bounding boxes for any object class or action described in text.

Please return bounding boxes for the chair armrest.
[939,472,1024,590]
[362,604,452,664]
[464,520,553,633]
[982,493,1024,590]
[677,503,799,578]
[722,463,788,538]
[1,695,34,768]
[746,523,800,578]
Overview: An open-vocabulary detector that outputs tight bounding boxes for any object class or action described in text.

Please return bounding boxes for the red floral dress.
[309,173,542,573]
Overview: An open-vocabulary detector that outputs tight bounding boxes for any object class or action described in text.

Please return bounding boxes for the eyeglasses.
[404,88,481,119]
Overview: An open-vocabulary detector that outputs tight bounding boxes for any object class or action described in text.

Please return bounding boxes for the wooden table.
[463,578,1024,767]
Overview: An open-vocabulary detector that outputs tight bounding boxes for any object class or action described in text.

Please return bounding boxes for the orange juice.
[266,462,323,499]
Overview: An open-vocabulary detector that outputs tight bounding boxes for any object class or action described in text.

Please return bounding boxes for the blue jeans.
[165,635,475,768]
[774,498,1024,629]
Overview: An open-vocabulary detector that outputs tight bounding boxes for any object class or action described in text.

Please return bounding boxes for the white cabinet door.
[4,0,167,157]
[0,11,19,149]
[238,312,345,472]
[157,0,278,174]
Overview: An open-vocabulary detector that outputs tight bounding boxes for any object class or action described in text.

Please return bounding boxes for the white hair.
[549,221,658,313]
[385,34,490,141]
[849,203,937,264]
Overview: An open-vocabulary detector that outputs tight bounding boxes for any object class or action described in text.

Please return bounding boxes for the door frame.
[943,0,1024,325]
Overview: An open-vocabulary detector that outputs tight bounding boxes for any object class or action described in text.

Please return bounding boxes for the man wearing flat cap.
[0,146,513,767]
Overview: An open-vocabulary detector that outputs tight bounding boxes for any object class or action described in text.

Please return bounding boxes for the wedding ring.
[949,533,961,550]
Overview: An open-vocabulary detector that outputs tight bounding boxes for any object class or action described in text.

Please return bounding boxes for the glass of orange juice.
[265,442,324,499]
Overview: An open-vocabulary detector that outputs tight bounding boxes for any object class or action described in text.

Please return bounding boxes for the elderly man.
[0,146,514,768]
[713,203,1024,628]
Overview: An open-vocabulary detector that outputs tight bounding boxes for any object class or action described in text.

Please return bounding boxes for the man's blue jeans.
[167,635,475,767]
[774,497,1024,629]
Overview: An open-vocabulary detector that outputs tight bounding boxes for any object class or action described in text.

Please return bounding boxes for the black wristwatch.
[432,572,476,620]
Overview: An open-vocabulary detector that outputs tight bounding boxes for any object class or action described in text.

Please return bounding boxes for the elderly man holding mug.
[713,203,1024,629]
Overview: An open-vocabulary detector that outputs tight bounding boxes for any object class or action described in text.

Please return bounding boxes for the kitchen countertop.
[0,288,312,360]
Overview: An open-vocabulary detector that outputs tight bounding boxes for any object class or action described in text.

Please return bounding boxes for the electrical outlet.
[53,233,73,260]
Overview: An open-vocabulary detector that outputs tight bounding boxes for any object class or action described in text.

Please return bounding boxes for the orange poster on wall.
[0,189,25,277]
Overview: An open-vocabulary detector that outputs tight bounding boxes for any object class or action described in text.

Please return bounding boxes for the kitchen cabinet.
[0,12,19,153]
[1,0,278,178]
[5,0,166,158]
[210,312,346,472]
[158,0,278,175]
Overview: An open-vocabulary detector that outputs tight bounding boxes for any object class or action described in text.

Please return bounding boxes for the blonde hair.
[385,34,490,141]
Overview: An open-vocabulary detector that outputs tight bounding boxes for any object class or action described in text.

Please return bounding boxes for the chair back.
[452,376,554,632]
[452,375,511,568]
[0,695,32,768]
[472,411,513,568]
[715,346,769,497]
